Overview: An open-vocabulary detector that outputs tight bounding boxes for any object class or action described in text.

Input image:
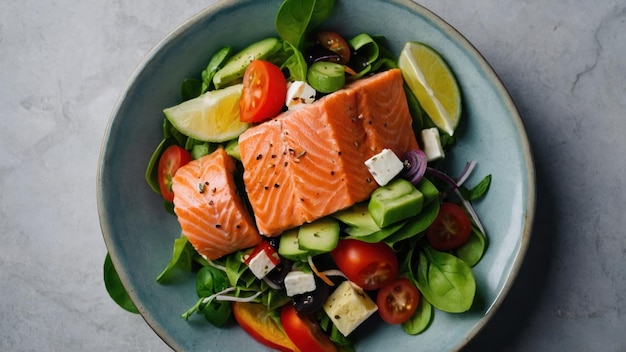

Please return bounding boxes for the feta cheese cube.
[284,270,316,297]
[364,148,404,186]
[322,281,378,337]
[420,127,445,161]
[247,249,279,279]
[285,81,316,110]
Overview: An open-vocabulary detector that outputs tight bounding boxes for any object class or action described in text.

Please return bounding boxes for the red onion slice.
[402,149,428,185]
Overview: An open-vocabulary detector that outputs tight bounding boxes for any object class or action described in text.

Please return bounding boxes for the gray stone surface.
[1,0,624,351]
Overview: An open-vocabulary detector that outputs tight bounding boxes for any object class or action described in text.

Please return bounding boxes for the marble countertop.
[1,0,624,351]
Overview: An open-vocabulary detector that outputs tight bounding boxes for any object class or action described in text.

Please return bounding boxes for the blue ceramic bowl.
[98,0,535,350]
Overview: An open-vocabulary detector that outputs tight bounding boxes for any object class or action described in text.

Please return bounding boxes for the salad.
[105,0,492,351]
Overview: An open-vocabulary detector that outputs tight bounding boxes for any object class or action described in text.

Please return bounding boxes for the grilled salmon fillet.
[239,69,419,236]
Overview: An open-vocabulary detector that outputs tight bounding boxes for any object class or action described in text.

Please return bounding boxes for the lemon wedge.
[164,84,248,142]
[398,42,461,136]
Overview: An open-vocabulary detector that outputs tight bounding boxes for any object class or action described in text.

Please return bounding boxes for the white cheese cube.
[420,128,445,161]
[285,81,316,110]
[364,148,404,186]
[284,270,316,297]
[247,249,279,279]
[322,281,378,337]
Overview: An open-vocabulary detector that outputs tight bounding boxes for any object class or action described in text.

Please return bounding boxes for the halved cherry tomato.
[330,239,398,291]
[157,145,192,202]
[232,302,300,352]
[239,60,287,123]
[426,202,472,251]
[280,304,336,352]
[316,31,351,65]
[376,278,420,324]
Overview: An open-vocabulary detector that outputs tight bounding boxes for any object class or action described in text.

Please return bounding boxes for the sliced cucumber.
[278,228,309,261]
[213,37,283,89]
[368,178,424,228]
[307,61,345,93]
[298,217,340,255]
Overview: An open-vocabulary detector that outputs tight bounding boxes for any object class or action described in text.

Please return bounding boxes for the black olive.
[265,258,293,287]
[304,45,342,65]
[267,236,280,250]
[291,278,330,314]
[347,54,370,73]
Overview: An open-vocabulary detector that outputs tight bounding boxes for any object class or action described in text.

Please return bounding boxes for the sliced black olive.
[267,236,281,250]
[304,45,342,65]
[265,258,293,287]
[347,54,370,73]
[291,278,330,314]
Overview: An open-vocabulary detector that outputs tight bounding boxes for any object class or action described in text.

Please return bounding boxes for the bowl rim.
[98,0,536,350]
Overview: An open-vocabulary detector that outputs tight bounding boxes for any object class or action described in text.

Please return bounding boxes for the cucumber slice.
[368,178,424,228]
[278,228,309,261]
[307,61,345,93]
[298,217,340,255]
[212,37,282,89]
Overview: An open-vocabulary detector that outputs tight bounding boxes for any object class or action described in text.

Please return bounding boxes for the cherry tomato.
[376,278,420,324]
[316,31,351,65]
[426,202,472,251]
[280,304,337,352]
[240,60,287,123]
[330,239,398,291]
[232,302,300,352]
[157,145,192,202]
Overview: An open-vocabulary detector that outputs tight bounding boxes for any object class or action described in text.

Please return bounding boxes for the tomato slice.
[426,202,472,251]
[376,278,420,324]
[280,304,337,352]
[316,31,351,65]
[239,60,287,123]
[330,239,398,291]
[232,302,300,352]
[157,145,192,202]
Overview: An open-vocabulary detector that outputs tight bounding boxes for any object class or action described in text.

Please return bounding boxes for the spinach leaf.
[156,234,195,283]
[163,118,187,146]
[201,46,233,93]
[455,225,487,267]
[103,253,138,314]
[180,78,202,101]
[404,85,426,133]
[275,0,335,49]
[196,266,232,326]
[460,174,492,201]
[144,137,172,194]
[196,265,230,296]
[201,299,232,326]
[317,310,355,350]
[281,41,308,81]
[181,265,233,325]
[401,296,432,335]
[225,250,249,287]
[144,118,187,195]
[384,200,440,247]
[415,246,476,313]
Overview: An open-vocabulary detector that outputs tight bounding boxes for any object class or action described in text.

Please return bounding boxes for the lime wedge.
[164,84,248,142]
[398,42,461,136]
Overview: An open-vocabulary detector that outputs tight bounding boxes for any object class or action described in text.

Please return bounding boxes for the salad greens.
[103,253,138,314]
[276,0,335,49]
[104,0,494,349]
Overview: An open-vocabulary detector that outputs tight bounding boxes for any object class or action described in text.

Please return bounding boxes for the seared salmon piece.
[239,69,418,236]
[172,148,261,260]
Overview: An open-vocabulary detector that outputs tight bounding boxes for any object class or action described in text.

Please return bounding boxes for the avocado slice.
[368,178,424,228]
